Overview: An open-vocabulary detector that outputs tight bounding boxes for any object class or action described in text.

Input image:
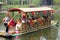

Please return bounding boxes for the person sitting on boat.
[8,18,16,27]
[7,18,16,34]
[27,19,36,30]
[21,13,26,23]
[2,13,10,33]
[42,15,48,25]
[37,18,43,25]
[15,19,22,34]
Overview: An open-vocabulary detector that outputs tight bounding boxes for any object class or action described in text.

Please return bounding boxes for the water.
[0,26,60,40]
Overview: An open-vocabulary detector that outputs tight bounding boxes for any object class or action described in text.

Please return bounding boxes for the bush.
[0,13,6,24]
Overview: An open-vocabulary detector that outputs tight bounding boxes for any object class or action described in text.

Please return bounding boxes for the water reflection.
[6,38,12,40]
[21,27,58,40]
[0,27,58,40]
[12,36,21,40]
[0,37,6,40]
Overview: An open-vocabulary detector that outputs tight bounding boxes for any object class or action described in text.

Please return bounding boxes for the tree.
[5,0,7,4]
[21,0,24,5]
[53,0,60,5]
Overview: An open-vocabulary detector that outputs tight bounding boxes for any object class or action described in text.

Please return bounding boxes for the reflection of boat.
[0,7,55,37]
[21,26,58,40]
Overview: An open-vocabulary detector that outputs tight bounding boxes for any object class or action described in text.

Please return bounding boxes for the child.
[15,19,22,33]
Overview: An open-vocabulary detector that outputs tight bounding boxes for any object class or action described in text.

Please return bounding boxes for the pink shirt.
[9,19,16,26]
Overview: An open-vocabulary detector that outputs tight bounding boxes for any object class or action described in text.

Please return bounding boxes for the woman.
[15,19,22,33]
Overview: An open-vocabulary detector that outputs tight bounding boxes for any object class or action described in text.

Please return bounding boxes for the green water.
[0,26,60,40]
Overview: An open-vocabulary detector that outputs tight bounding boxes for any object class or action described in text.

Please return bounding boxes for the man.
[2,13,10,33]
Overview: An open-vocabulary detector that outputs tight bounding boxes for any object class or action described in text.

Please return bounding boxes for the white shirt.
[22,20,25,23]
[4,17,10,23]
[15,23,22,30]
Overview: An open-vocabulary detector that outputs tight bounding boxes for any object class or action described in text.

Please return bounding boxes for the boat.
[0,7,57,37]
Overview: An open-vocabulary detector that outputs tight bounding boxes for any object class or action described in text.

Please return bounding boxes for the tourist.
[15,19,22,33]
[2,13,10,33]
[8,18,16,27]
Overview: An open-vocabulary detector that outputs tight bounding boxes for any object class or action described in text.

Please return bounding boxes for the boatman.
[2,13,10,33]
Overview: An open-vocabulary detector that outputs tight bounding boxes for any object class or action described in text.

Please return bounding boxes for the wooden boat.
[0,7,56,37]
[0,21,58,37]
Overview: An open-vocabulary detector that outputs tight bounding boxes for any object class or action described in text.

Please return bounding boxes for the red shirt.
[9,19,16,26]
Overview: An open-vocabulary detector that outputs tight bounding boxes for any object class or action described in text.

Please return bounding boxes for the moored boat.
[0,7,56,37]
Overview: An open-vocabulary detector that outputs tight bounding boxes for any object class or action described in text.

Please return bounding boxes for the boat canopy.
[9,7,53,12]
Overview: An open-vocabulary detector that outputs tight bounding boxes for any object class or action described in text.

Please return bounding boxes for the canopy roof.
[9,7,53,12]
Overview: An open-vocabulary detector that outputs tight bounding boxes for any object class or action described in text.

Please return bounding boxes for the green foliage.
[7,0,21,5]
[53,0,60,5]
[53,5,60,21]
[0,0,60,5]
[0,0,3,2]
[2,5,29,10]
[32,0,41,6]
[0,13,6,24]
[2,5,20,10]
